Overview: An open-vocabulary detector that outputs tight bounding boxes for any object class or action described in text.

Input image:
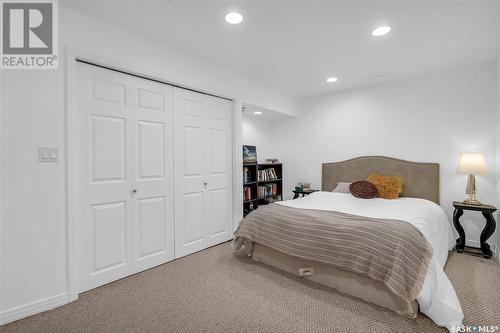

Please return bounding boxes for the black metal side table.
[452,201,496,258]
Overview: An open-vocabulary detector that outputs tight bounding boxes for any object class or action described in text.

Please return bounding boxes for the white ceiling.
[242,103,294,121]
[63,1,499,100]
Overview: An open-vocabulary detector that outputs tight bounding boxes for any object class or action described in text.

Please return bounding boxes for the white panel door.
[205,96,233,246]
[129,76,174,273]
[174,88,233,258]
[77,63,174,292]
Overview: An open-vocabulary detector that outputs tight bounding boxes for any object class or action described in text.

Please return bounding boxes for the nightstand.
[452,201,497,259]
[292,189,318,199]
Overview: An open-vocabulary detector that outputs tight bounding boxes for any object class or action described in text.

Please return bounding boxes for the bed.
[234,156,463,331]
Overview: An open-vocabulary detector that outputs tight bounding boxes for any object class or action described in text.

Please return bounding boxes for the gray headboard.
[322,156,440,204]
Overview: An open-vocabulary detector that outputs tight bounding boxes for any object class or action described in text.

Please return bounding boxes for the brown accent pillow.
[349,181,378,199]
[367,173,404,199]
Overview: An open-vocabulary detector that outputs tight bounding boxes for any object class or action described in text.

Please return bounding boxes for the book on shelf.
[257,183,278,199]
[243,167,249,183]
[258,168,278,181]
[243,186,253,201]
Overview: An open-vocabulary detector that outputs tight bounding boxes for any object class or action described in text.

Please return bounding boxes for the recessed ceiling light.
[253,111,263,115]
[326,77,338,83]
[225,12,243,24]
[372,26,391,37]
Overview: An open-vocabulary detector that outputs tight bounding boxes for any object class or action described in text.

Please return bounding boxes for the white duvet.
[278,191,463,330]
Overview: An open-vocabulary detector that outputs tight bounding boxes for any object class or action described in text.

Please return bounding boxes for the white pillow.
[332,182,351,193]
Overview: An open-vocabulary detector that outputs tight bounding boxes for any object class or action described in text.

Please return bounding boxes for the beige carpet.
[2,242,499,333]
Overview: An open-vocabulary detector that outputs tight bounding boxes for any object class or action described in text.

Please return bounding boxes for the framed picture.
[242,145,257,163]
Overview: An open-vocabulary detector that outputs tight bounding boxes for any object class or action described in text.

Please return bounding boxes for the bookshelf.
[243,163,283,216]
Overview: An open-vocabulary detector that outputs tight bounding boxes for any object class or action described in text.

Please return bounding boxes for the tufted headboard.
[322,156,440,204]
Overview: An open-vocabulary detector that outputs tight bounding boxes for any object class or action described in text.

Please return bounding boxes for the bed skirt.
[250,242,419,318]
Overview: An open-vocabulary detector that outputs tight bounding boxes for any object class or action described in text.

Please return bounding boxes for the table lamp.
[457,152,487,205]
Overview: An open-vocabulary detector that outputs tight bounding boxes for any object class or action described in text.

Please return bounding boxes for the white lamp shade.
[457,152,487,174]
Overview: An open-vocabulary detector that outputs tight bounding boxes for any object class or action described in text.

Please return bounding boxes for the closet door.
[129,76,175,273]
[77,63,174,293]
[77,63,132,292]
[174,89,233,258]
[205,96,233,247]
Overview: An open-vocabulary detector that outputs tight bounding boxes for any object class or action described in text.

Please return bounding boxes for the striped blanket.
[233,204,433,302]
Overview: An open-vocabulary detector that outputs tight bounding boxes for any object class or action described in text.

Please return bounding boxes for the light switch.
[50,150,58,161]
[39,147,59,162]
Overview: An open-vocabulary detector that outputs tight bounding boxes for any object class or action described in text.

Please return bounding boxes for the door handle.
[132,189,137,194]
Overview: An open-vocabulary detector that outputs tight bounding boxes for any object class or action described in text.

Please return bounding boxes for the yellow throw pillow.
[367,174,404,199]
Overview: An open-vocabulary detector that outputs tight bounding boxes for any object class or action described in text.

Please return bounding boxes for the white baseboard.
[465,239,481,249]
[0,292,69,326]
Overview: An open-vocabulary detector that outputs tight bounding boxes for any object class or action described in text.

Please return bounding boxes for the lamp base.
[462,198,482,205]
[463,174,481,205]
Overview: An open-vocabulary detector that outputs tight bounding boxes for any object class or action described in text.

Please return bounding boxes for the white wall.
[242,116,275,162]
[271,62,498,248]
[1,69,68,321]
[0,6,297,323]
